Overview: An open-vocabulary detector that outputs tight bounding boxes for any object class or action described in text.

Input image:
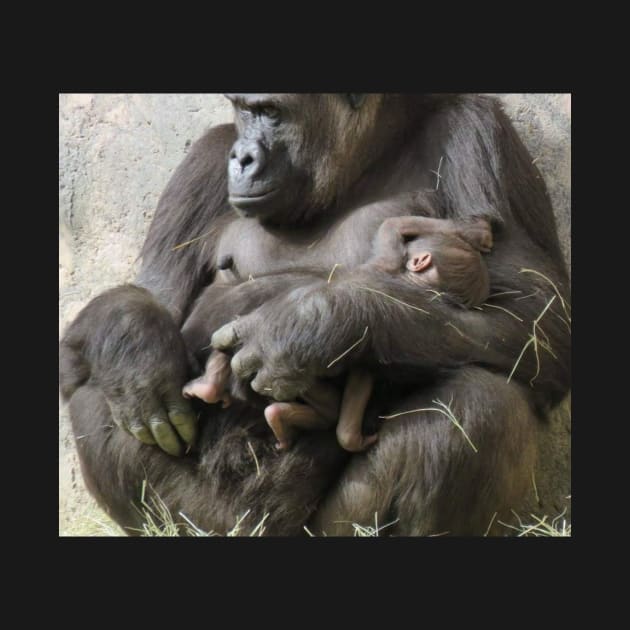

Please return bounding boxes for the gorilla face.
[226,93,308,223]
[225,93,383,225]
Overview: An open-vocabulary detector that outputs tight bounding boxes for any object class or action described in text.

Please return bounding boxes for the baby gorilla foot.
[182,377,232,407]
[264,403,299,450]
[182,349,232,407]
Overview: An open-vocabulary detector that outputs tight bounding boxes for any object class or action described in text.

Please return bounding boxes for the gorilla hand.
[211,287,365,402]
[211,317,311,402]
[59,285,197,456]
[209,300,320,402]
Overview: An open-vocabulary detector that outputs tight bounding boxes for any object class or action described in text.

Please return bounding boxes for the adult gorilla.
[60,94,571,536]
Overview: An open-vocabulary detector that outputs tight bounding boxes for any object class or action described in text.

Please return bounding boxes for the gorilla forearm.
[338,269,570,401]
[61,286,182,392]
[218,259,570,407]
[182,271,327,358]
[61,285,152,401]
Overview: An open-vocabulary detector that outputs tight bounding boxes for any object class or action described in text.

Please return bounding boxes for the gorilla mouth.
[229,188,279,210]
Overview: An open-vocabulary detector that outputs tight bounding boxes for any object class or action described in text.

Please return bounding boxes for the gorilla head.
[225,93,388,224]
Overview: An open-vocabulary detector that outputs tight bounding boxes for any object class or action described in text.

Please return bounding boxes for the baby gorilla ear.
[406,251,432,273]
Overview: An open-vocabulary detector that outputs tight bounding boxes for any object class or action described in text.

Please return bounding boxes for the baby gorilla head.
[405,233,490,308]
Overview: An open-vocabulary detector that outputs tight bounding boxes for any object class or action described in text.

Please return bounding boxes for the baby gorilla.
[183,215,492,451]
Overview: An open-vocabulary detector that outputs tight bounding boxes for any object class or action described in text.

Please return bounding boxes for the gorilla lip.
[229,188,279,210]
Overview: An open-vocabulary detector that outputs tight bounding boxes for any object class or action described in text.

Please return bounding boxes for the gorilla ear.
[345,93,367,109]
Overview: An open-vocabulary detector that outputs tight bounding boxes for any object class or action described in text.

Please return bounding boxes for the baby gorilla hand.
[457,218,493,253]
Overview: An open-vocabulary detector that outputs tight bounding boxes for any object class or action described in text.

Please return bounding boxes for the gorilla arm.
[59,125,237,456]
[213,252,571,412]
[212,97,571,411]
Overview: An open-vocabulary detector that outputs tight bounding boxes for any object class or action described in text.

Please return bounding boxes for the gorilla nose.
[230,140,266,177]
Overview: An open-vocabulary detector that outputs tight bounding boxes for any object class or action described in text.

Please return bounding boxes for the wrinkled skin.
[59,94,570,536]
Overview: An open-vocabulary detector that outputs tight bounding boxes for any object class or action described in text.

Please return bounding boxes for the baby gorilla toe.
[264,403,298,450]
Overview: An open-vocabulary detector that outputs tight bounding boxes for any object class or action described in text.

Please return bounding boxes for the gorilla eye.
[260,105,281,122]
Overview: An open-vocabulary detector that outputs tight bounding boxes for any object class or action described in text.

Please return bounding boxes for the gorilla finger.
[250,371,273,396]
[230,349,263,380]
[164,394,198,445]
[148,414,184,457]
[127,418,157,445]
[211,322,240,350]
[251,372,303,402]
[227,376,256,403]
[106,400,132,433]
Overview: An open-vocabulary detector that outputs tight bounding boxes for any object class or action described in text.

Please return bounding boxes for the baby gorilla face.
[405,233,489,307]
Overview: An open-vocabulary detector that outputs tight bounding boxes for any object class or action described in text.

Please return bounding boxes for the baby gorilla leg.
[264,402,334,451]
[182,350,232,407]
[336,370,377,452]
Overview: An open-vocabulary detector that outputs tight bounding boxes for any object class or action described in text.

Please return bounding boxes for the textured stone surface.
[58,94,571,535]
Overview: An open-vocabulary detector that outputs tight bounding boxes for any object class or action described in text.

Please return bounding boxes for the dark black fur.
[60,94,570,536]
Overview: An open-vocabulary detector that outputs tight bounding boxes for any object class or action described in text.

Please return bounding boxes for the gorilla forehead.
[224,93,309,108]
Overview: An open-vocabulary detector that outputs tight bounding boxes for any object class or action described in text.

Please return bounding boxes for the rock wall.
[59,94,571,535]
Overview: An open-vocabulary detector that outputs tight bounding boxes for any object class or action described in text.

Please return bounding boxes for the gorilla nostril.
[241,154,254,169]
[230,141,266,180]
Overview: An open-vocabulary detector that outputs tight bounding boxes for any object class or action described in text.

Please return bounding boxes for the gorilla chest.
[215,212,389,278]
